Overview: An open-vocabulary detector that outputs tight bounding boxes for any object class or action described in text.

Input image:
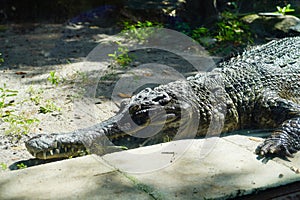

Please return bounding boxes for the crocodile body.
[26,37,300,159]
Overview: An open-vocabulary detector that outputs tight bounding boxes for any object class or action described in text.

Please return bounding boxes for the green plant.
[276,4,295,15]
[39,99,61,114]
[192,27,210,38]
[173,21,191,35]
[27,86,44,105]
[215,12,252,45]
[121,20,162,42]
[108,21,161,69]
[191,27,215,46]
[3,113,39,138]
[163,135,171,143]
[16,163,27,169]
[47,71,60,86]
[0,84,18,117]
[0,162,7,170]
[123,20,162,31]
[0,84,40,139]
[108,42,133,68]
[0,53,4,63]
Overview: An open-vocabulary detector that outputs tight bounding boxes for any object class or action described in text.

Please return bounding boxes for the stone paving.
[1,135,300,200]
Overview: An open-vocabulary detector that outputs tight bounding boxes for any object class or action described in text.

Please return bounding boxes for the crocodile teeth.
[55,149,60,154]
[43,152,47,159]
[65,147,68,152]
[33,152,37,157]
[49,150,54,155]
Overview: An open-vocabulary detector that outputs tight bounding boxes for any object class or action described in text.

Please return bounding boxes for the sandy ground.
[0,22,123,171]
[0,19,213,172]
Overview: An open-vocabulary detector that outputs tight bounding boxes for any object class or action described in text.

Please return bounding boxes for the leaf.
[108,53,116,57]
[6,94,17,97]
[282,7,286,14]
[39,106,51,114]
[25,118,39,124]
[5,89,18,93]
[276,6,282,12]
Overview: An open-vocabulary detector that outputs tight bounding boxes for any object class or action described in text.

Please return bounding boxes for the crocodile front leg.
[254,92,300,157]
[256,117,300,157]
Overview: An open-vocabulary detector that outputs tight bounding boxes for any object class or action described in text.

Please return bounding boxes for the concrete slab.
[2,135,300,200]
[224,134,300,173]
[0,155,151,200]
[103,135,300,199]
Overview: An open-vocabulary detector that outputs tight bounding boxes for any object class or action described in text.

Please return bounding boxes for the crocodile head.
[25,87,189,159]
[116,87,181,136]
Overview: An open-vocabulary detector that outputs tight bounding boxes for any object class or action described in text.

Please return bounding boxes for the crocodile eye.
[152,96,161,102]
[159,98,170,106]
[152,93,171,105]
[129,104,140,114]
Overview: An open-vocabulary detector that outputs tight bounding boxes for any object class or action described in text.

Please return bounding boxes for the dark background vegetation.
[1,0,300,23]
[1,0,300,57]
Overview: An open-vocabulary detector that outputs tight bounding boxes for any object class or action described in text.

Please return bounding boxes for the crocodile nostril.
[143,88,152,93]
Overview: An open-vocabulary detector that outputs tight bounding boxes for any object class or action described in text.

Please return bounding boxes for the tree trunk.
[180,0,218,26]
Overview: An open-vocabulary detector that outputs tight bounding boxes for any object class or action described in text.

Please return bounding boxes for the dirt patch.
[0,20,215,172]
[0,22,120,171]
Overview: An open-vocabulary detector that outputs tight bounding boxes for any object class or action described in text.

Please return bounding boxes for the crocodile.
[25,37,300,160]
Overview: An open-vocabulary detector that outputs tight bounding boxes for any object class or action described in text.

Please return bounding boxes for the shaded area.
[9,158,64,170]
[1,0,300,69]
[1,155,151,200]
[236,181,300,200]
[0,8,122,68]
[2,136,300,199]
[2,1,300,24]
[95,47,217,99]
[0,0,123,23]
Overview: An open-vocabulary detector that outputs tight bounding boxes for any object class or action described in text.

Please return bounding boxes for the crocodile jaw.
[25,133,88,159]
[28,145,87,160]
[25,109,179,160]
[25,88,182,160]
